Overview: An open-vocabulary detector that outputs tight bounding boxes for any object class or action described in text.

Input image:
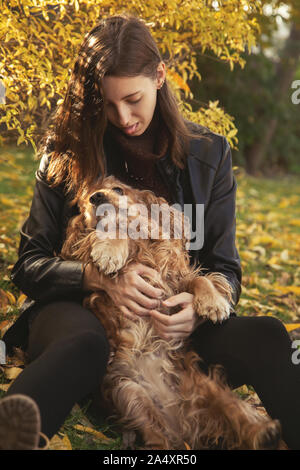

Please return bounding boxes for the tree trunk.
[245,22,300,175]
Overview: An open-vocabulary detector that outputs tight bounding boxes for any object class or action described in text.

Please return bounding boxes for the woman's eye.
[112,187,124,195]
[128,99,141,104]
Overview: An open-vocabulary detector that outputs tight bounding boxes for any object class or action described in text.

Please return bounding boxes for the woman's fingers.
[125,299,151,317]
[162,292,194,308]
[132,264,164,299]
[138,277,164,300]
[119,305,138,322]
[149,304,202,340]
[134,263,162,282]
[128,287,162,311]
[114,263,164,319]
[150,306,193,330]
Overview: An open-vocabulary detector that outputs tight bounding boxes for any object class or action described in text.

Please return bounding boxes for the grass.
[0,145,299,449]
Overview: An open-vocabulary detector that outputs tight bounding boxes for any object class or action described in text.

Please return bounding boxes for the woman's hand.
[149,292,206,341]
[83,261,164,321]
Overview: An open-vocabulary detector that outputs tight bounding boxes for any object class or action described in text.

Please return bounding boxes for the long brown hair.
[37,13,210,204]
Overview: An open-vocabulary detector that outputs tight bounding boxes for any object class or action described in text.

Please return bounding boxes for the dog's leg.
[102,375,184,450]
[186,274,233,323]
[177,351,281,450]
[121,430,137,450]
[112,389,175,450]
[90,235,129,275]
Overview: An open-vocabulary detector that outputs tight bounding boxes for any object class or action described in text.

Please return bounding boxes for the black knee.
[254,316,289,343]
[246,316,291,372]
[76,328,110,358]
[65,329,111,377]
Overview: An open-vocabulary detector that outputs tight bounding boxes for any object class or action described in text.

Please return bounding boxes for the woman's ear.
[156,61,166,89]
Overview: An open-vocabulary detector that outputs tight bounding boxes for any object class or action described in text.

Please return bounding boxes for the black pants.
[6,301,300,449]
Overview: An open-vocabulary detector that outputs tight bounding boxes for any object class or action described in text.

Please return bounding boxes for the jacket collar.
[103,131,200,211]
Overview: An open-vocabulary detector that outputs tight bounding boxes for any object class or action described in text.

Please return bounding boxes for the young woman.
[1,14,299,450]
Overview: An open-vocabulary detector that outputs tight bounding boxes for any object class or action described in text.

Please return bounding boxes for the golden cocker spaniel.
[60,175,281,450]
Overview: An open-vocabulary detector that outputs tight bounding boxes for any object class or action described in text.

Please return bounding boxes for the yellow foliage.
[0,0,262,147]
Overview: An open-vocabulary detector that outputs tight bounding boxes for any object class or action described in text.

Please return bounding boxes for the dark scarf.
[105,105,173,203]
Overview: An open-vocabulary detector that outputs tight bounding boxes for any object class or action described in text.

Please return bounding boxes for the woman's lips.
[122,122,139,135]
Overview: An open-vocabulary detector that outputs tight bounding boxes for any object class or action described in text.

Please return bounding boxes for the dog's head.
[79,175,191,247]
[80,175,144,230]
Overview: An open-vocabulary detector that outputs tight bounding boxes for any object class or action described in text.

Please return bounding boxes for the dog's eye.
[112,187,124,195]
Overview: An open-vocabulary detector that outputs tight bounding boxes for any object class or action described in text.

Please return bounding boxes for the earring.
[158,79,165,90]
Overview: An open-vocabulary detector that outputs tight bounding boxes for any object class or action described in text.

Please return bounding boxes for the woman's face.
[100,64,165,136]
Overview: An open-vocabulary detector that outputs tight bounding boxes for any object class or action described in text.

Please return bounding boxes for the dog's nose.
[89,192,108,206]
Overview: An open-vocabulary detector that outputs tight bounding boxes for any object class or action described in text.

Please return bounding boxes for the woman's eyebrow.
[106,91,142,104]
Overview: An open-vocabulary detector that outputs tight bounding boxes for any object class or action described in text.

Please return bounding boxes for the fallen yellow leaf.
[250,235,280,248]
[0,289,8,310]
[280,250,289,261]
[273,285,300,296]
[0,320,10,336]
[0,196,14,207]
[0,384,10,392]
[74,424,111,441]
[0,320,15,339]
[246,288,261,297]
[49,434,72,450]
[284,323,300,332]
[5,291,16,304]
[4,366,23,380]
[289,219,300,227]
[240,250,257,261]
[268,264,283,271]
[17,293,27,307]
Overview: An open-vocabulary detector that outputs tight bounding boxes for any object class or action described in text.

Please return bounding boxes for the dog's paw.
[253,419,281,450]
[191,276,232,324]
[121,430,137,450]
[90,240,128,275]
[193,293,231,323]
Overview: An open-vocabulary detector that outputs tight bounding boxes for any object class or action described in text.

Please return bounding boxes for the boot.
[0,394,49,450]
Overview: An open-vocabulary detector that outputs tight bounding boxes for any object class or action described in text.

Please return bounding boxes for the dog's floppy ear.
[60,212,87,260]
[137,189,168,209]
[136,189,191,249]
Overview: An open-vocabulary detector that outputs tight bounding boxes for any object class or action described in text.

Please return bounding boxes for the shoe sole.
[0,394,41,450]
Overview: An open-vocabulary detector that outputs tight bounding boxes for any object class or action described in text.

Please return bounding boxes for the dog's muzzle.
[89,192,109,206]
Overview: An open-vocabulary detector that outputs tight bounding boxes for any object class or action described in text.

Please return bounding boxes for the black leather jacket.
[3,121,242,354]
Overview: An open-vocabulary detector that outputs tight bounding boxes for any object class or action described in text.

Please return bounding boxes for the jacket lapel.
[103,130,214,211]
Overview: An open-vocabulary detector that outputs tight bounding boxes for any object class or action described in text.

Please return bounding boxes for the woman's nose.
[116,104,131,127]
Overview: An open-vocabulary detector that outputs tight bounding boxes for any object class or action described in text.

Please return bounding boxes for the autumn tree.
[188,1,300,174]
[0,0,262,151]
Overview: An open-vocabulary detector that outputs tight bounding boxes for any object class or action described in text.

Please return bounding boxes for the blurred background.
[0,0,299,450]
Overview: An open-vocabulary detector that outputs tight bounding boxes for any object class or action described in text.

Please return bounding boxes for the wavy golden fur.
[60,175,282,450]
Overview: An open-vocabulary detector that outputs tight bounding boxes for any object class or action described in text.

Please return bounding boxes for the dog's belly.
[103,318,185,436]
